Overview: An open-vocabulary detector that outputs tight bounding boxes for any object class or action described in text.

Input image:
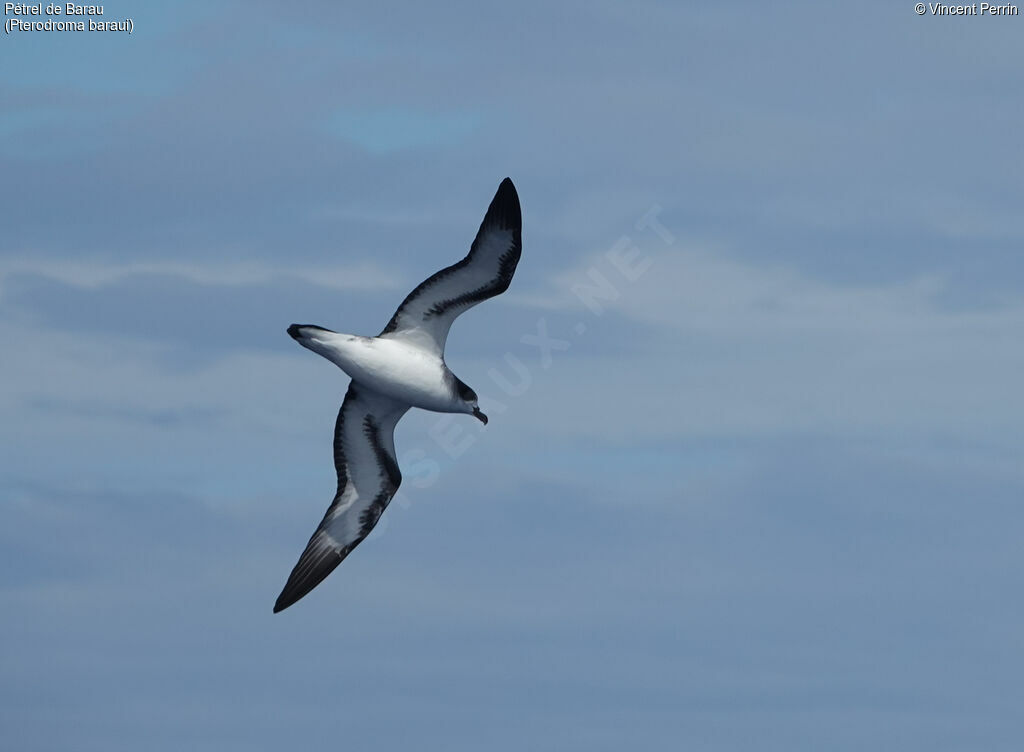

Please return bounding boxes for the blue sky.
[2,1,1024,749]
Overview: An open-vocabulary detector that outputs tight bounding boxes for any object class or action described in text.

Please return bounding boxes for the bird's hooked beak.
[472,407,488,425]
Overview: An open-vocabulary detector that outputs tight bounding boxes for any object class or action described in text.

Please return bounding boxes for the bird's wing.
[378,177,522,356]
[274,382,409,613]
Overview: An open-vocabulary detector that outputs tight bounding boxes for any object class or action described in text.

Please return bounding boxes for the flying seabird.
[274,178,522,613]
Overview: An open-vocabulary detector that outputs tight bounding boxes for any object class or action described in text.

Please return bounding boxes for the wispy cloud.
[0,257,406,294]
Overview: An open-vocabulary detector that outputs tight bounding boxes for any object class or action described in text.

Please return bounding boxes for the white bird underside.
[274,178,522,613]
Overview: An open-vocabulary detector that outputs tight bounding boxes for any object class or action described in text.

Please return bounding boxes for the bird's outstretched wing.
[378,177,522,356]
[274,383,409,613]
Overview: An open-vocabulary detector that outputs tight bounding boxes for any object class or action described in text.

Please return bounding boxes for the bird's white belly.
[325,335,453,411]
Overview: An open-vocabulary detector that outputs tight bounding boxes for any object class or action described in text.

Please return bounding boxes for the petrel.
[274,178,522,612]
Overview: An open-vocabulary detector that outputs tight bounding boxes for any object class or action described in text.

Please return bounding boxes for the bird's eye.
[455,379,477,402]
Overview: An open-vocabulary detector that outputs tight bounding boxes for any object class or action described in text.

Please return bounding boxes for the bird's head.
[454,378,488,425]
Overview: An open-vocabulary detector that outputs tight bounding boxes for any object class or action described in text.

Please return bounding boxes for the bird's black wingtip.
[497,177,518,201]
[273,587,301,613]
[489,177,521,230]
[287,324,303,340]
